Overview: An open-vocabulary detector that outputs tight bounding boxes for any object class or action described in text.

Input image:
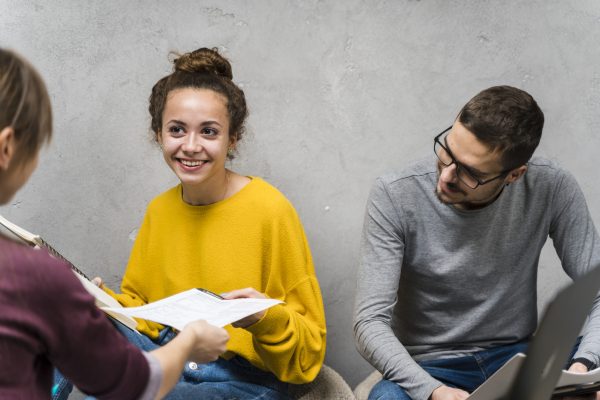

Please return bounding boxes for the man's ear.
[0,127,15,171]
[506,165,528,184]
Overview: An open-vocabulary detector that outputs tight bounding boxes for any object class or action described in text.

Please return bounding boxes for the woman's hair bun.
[173,47,233,80]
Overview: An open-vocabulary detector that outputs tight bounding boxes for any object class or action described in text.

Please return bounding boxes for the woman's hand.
[91,276,104,288]
[179,320,229,363]
[221,287,268,328]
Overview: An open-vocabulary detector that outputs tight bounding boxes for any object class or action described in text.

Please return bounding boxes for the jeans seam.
[472,353,489,380]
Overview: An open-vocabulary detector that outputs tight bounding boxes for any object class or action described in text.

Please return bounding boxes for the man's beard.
[434,178,464,205]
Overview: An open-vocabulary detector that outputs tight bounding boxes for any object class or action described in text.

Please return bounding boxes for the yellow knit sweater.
[105,177,326,383]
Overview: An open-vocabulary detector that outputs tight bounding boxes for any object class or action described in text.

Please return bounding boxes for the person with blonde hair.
[0,48,230,400]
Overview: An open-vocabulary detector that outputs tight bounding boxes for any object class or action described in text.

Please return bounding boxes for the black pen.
[196,287,225,300]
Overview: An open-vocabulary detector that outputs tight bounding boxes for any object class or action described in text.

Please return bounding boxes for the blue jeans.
[51,369,72,400]
[54,320,292,400]
[369,340,527,400]
[115,321,292,400]
[369,339,582,400]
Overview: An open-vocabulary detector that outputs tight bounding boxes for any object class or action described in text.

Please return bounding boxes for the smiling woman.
[92,47,327,399]
[149,48,251,206]
[159,88,237,205]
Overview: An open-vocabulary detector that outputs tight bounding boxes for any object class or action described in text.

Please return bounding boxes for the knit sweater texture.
[106,177,326,384]
[0,237,150,399]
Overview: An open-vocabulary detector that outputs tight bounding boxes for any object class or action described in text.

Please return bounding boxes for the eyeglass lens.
[434,137,480,189]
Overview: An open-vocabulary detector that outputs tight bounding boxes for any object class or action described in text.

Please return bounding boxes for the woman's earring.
[227,147,235,158]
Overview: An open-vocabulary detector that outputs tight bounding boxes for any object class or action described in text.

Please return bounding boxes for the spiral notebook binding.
[0,214,91,281]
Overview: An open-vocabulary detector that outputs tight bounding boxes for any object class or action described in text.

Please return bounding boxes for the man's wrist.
[570,357,596,371]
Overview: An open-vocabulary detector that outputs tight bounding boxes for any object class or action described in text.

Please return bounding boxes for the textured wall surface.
[2,0,600,391]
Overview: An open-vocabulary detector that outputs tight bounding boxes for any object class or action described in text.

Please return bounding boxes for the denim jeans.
[369,340,527,400]
[368,339,582,400]
[115,321,292,400]
[51,369,72,400]
[54,320,292,400]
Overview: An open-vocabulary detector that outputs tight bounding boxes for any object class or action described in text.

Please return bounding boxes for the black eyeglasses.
[434,126,510,189]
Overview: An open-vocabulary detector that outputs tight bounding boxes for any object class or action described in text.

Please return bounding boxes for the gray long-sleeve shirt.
[353,156,600,400]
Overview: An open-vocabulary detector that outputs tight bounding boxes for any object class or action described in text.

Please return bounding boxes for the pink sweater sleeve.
[0,242,151,399]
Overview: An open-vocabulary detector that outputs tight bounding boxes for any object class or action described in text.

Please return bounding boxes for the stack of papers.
[102,288,282,330]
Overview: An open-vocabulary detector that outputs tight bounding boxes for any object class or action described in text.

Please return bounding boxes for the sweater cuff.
[570,357,597,371]
[102,284,118,298]
[244,304,288,337]
[572,348,600,371]
[414,378,443,400]
[138,352,162,400]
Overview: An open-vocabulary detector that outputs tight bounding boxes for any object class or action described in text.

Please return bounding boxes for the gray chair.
[290,364,356,400]
[353,370,382,400]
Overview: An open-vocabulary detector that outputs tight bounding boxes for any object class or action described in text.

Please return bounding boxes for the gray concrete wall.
[1,0,600,390]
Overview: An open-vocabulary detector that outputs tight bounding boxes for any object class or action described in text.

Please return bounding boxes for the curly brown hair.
[149,48,248,156]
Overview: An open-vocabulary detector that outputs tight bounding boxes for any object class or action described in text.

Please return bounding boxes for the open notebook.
[0,214,138,330]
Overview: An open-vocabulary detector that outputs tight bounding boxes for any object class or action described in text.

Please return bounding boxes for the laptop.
[467,264,600,400]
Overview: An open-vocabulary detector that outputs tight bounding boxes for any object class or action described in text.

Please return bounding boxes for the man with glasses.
[354,86,600,400]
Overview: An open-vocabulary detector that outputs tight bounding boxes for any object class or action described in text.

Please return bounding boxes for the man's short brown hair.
[458,85,544,170]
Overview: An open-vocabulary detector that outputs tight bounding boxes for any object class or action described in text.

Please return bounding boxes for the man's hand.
[430,385,469,400]
[569,362,590,374]
[565,363,600,400]
[221,287,268,328]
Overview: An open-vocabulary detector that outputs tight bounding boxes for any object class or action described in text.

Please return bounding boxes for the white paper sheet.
[101,288,283,330]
